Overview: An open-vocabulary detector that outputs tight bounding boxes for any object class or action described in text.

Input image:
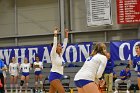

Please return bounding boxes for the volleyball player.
[48,28,68,93]
[34,55,43,93]
[132,44,140,91]
[19,58,31,93]
[9,57,19,93]
[74,43,107,93]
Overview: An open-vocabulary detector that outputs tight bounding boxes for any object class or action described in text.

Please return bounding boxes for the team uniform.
[20,63,31,76]
[104,58,114,92]
[49,36,68,82]
[74,53,107,88]
[114,69,131,92]
[34,61,43,75]
[133,55,140,76]
[9,63,19,76]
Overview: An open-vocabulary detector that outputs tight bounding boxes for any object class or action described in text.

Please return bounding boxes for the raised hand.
[54,27,59,37]
[64,28,69,38]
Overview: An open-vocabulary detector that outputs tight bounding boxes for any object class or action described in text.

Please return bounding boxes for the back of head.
[93,43,106,56]
[126,64,130,68]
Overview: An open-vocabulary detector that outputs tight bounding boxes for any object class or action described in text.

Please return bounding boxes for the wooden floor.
[5,90,139,93]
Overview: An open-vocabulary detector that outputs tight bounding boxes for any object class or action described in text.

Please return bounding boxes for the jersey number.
[87,56,93,61]
[24,67,27,69]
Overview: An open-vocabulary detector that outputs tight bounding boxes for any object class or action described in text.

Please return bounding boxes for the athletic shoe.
[114,90,118,93]
[126,90,130,93]
[35,90,38,93]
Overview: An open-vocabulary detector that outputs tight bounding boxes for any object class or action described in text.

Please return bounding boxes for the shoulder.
[97,54,107,61]
[133,55,138,59]
[121,70,125,73]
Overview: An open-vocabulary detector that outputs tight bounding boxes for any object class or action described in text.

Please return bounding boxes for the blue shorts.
[22,72,29,77]
[48,72,63,82]
[35,71,42,75]
[74,79,93,88]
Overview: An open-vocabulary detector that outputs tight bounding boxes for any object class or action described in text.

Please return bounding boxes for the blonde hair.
[90,43,106,56]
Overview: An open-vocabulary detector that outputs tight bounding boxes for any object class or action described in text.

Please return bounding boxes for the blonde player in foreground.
[74,43,107,93]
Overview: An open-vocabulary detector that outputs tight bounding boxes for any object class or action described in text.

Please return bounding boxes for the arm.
[50,28,58,59]
[40,62,43,69]
[120,76,126,79]
[62,29,68,55]
[132,57,136,68]
[9,63,11,73]
[120,70,126,79]
[127,71,131,79]
[96,55,107,79]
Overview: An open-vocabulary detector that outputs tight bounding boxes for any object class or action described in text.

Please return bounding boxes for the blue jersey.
[104,59,114,74]
[0,59,4,73]
[120,69,131,80]
[132,55,140,72]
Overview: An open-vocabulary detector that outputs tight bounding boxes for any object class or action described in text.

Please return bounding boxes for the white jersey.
[34,61,43,72]
[20,63,30,73]
[9,63,19,76]
[74,53,107,81]
[50,37,68,75]
[3,64,7,77]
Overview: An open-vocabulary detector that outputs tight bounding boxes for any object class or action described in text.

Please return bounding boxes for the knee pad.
[20,80,24,86]
[40,81,43,84]
[35,82,38,85]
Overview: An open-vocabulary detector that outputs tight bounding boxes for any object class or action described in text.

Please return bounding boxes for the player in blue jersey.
[114,65,131,93]
[132,44,140,90]
[104,52,114,93]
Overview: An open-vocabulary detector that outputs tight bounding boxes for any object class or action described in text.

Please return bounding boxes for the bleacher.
[5,61,138,93]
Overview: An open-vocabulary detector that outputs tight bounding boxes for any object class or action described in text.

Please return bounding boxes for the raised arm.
[62,29,69,55]
[50,28,59,58]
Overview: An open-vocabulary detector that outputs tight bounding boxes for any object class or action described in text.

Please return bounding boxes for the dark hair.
[50,43,61,47]
[92,43,106,56]
[35,54,39,58]
[35,55,40,62]
[126,64,130,68]
[136,44,140,48]
[51,43,53,47]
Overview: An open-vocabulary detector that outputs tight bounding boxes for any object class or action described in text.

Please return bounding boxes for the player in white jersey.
[9,57,19,93]
[48,28,68,93]
[34,55,43,93]
[3,64,7,93]
[74,43,107,93]
[19,58,31,93]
